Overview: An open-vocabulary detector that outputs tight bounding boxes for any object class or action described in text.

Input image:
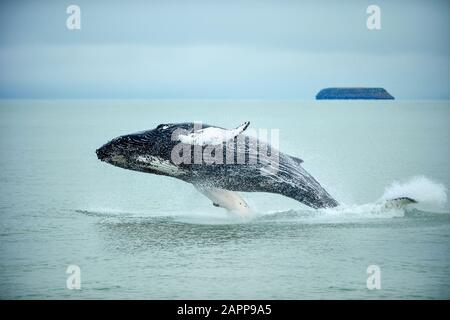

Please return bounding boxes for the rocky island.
[316,87,394,100]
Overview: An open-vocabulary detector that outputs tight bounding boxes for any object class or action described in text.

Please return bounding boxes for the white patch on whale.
[135,155,183,176]
[178,121,250,146]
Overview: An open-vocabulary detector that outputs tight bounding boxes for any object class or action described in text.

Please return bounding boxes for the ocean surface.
[0,100,449,299]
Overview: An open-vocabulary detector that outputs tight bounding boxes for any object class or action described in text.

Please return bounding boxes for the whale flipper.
[290,156,304,165]
[382,197,417,210]
[194,185,252,216]
[233,121,250,136]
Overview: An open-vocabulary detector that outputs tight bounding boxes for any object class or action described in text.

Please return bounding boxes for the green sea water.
[0,100,449,299]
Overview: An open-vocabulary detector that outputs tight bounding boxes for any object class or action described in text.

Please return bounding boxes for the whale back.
[180,133,338,209]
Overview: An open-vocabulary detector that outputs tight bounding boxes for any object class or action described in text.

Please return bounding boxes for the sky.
[0,0,449,99]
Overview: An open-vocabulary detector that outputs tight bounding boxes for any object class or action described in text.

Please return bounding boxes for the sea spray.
[261,176,448,224]
[381,176,447,208]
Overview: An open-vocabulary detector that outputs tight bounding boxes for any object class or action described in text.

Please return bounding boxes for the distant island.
[316,87,394,100]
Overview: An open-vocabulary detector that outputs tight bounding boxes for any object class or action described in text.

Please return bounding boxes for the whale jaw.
[134,155,185,177]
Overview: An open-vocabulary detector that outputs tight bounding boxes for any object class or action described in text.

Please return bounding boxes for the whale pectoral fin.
[194,185,253,217]
[290,156,304,164]
[234,121,250,136]
[382,197,417,209]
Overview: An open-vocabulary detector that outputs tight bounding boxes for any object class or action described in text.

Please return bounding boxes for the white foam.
[381,176,447,208]
[259,176,448,223]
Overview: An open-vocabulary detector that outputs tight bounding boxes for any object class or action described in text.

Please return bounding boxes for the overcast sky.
[0,0,449,99]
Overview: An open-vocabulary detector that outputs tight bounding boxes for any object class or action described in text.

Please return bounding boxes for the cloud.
[0,0,449,98]
[1,44,448,98]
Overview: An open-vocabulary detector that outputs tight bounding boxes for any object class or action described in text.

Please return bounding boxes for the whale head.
[96,123,192,176]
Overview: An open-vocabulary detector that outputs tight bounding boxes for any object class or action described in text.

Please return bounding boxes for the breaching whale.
[96,122,341,215]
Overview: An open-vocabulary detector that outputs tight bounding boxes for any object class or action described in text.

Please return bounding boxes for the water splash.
[261,176,448,223]
[78,176,448,225]
[380,176,447,210]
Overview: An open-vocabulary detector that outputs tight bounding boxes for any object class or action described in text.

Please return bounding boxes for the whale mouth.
[96,147,128,166]
[96,148,108,161]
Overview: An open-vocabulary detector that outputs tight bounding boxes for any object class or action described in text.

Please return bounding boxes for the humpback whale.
[96,122,339,215]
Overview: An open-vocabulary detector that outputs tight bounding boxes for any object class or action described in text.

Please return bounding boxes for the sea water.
[0,100,449,299]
